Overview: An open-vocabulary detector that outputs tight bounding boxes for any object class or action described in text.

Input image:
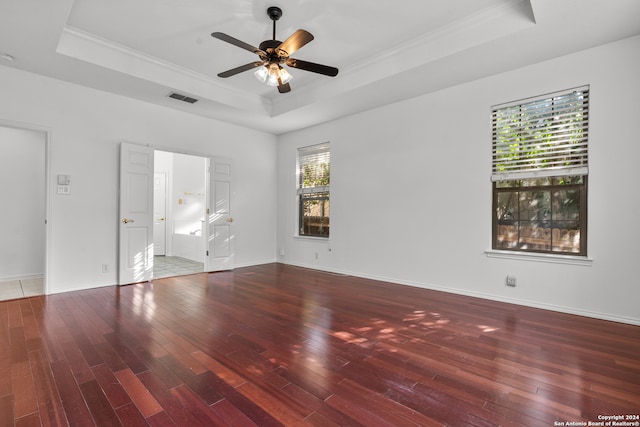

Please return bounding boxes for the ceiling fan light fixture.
[278,66,293,84]
[254,65,269,83]
[265,72,280,86]
[256,63,292,87]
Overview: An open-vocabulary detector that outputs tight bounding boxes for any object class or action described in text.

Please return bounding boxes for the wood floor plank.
[7,300,23,329]
[56,336,96,385]
[19,299,41,345]
[325,392,401,427]
[67,293,114,343]
[0,363,12,399]
[157,354,224,405]
[10,327,28,364]
[15,412,42,427]
[78,379,122,427]
[170,384,233,426]
[137,369,205,426]
[114,402,153,427]
[1,263,639,425]
[11,360,38,419]
[132,348,183,390]
[161,342,208,376]
[29,349,68,427]
[104,333,149,374]
[335,378,445,427]
[92,340,129,373]
[201,363,300,426]
[280,382,367,427]
[190,350,247,388]
[91,363,132,410]
[50,359,96,426]
[146,411,178,427]
[114,368,163,418]
[490,389,583,425]
[0,393,14,427]
[35,299,68,364]
[209,398,260,426]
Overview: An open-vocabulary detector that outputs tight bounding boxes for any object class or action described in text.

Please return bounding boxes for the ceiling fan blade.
[277,83,291,93]
[286,58,339,77]
[217,61,264,78]
[276,29,314,57]
[277,81,291,94]
[211,32,266,56]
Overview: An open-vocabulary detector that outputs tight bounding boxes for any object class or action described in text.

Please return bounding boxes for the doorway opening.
[119,142,233,285]
[0,124,47,301]
[153,150,207,279]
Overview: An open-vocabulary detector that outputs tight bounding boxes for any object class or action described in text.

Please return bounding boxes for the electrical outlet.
[315,252,319,260]
[506,276,516,287]
[102,264,110,273]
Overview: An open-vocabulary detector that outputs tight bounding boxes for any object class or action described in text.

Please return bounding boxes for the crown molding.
[57,25,270,115]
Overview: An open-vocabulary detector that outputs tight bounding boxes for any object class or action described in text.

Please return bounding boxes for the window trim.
[297,142,330,238]
[485,249,593,266]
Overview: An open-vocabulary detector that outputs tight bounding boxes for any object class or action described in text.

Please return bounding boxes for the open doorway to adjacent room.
[0,124,47,301]
[153,150,207,279]
[120,143,233,285]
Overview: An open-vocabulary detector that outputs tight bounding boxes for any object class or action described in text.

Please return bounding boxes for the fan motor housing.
[259,39,281,51]
[259,39,284,61]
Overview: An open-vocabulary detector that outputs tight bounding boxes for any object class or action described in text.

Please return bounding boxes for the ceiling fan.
[211,6,339,94]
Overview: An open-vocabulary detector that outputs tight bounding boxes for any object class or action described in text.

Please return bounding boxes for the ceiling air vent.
[168,92,198,104]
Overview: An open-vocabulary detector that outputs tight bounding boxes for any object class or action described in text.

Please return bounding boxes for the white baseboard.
[0,273,44,283]
[231,258,278,269]
[279,261,640,326]
[48,279,116,295]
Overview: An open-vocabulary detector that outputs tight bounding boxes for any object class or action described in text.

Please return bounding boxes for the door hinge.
[206,208,210,214]
[206,250,209,256]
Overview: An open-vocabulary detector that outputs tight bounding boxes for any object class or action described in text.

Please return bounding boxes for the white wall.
[277,35,640,325]
[0,66,278,294]
[0,126,46,280]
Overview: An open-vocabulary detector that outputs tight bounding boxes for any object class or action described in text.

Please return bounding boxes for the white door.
[153,172,167,256]
[205,157,234,271]
[119,143,154,285]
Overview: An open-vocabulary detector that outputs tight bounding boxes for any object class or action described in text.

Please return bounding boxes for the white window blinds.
[298,142,330,194]
[491,86,589,181]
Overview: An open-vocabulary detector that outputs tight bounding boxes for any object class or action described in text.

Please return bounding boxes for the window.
[297,142,330,238]
[491,86,589,255]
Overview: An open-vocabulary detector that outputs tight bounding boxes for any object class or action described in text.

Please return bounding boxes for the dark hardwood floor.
[1,263,639,426]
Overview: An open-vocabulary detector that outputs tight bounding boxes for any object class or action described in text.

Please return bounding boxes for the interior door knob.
[227,217,234,222]
[122,218,134,224]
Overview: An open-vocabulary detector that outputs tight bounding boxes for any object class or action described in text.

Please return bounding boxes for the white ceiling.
[1,0,639,134]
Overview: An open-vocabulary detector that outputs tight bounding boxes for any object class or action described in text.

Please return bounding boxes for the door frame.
[153,171,168,256]
[0,119,51,295]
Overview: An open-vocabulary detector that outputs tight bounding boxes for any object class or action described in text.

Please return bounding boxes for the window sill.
[485,249,593,266]
[294,236,330,242]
